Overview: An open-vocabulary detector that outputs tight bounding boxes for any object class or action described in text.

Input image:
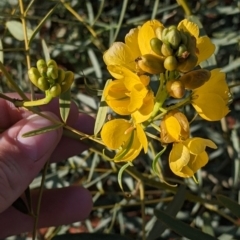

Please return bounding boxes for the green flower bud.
[136,54,165,74]
[47,59,58,68]
[47,66,58,80]
[36,59,47,76]
[150,38,163,56]
[161,43,173,57]
[164,56,178,71]
[162,26,181,50]
[28,67,41,87]
[57,68,66,84]
[37,77,50,91]
[175,44,189,58]
[49,83,61,97]
[179,30,188,46]
[60,71,74,93]
[179,69,211,89]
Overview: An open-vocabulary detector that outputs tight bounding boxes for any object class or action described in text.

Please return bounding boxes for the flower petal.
[138,20,164,55]
[103,42,136,75]
[177,19,199,39]
[189,151,209,173]
[197,36,215,64]
[125,27,141,59]
[169,143,190,174]
[192,93,229,121]
[101,119,131,149]
[185,137,217,155]
[136,123,148,153]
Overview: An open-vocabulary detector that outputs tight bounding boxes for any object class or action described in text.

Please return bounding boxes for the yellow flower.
[101,119,148,162]
[160,110,190,144]
[191,69,230,121]
[104,65,154,123]
[177,19,215,65]
[103,28,141,77]
[169,137,217,178]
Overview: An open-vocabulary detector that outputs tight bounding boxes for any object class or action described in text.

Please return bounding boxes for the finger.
[0,112,62,213]
[0,93,79,129]
[0,186,92,238]
[51,113,95,162]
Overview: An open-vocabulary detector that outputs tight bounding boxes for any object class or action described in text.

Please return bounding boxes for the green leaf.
[147,184,186,240]
[41,39,50,62]
[22,123,63,138]
[59,89,71,123]
[152,146,167,175]
[216,194,240,218]
[28,3,59,46]
[94,79,111,135]
[84,76,103,96]
[6,20,33,41]
[117,162,132,192]
[154,209,217,240]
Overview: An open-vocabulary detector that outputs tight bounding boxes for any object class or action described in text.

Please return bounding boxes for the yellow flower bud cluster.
[28,59,74,97]
[149,25,198,72]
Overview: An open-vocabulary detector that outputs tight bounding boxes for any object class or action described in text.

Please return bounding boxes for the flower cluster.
[99,19,230,179]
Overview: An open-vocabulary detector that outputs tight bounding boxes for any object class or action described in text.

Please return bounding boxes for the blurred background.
[1,0,240,239]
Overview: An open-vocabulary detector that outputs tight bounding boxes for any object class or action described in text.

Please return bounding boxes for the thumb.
[0,112,62,213]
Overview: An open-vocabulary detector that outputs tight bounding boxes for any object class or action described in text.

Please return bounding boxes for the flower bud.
[47,59,58,68]
[162,26,181,50]
[36,59,47,76]
[155,26,164,40]
[161,43,173,57]
[179,69,211,89]
[166,80,185,98]
[28,67,41,87]
[60,71,74,93]
[57,68,66,84]
[37,77,50,91]
[164,56,178,71]
[177,54,198,73]
[49,83,61,97]
[175,44,189,58]
[160,110,190,144]
[136,54,165,74]
[150,38,163,56]
[47,66,58,80]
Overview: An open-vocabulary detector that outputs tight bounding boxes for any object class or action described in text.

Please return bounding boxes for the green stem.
[15,94,53,107]
[165,95,191,111]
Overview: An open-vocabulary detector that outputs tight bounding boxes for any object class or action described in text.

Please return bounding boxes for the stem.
[32,160,49,239]
[18,0,35,99]
[15,94,53,107]
[165,95,191,111]
[177,0,192,16]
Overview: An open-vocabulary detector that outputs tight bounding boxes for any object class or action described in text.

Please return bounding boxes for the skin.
[0,93,95,238]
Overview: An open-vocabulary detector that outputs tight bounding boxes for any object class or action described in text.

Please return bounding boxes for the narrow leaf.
[147,184,186,240]
[154,209,217,240]
[117,162,132,192]
[0,40,3,68]
[84,76,103,96]
[59,89,71,123]
[6,20,33,41]
[152,146,167,175]
[41,39,50,62]
[28,3,59,46]
[94,79,111,135]
[22,123,63,138]
[217,194,240,218]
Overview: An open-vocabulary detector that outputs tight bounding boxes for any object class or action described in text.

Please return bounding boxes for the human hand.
[0,93,94,238]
